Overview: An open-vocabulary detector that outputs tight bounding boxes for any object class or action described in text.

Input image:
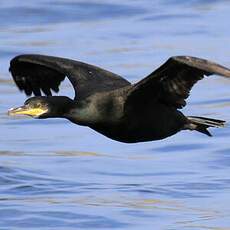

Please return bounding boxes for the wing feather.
[10,54,130,100]
[126,56,230,109]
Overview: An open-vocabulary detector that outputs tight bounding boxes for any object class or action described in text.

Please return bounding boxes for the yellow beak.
[8,106,47,117]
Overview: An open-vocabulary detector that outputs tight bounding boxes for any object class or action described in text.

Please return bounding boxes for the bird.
[8,54,230,143]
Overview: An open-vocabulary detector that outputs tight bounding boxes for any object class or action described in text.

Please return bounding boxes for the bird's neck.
[49,96,76,119]
[64,100,96,126]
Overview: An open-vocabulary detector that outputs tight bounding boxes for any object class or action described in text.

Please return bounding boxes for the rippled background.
[1,0,230,229]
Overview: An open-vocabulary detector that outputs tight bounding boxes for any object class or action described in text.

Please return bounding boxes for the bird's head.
[8,96,74,118]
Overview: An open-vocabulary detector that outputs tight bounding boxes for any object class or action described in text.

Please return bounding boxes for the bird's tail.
[185,116,226,136]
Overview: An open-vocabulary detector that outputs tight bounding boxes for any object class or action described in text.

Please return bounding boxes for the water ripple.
[1,0,230,229]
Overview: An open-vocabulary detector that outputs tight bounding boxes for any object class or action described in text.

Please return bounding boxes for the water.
[0,0,230,229]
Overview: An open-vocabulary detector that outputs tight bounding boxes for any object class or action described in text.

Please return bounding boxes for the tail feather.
[186,116,226,136]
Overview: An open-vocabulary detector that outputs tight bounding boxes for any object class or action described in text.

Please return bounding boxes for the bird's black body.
[66,89,187,143]
[8,54,230,143]
[89,104,187,143]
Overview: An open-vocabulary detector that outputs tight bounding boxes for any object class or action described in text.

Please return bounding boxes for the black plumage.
[10,54,130,99]
[8,54,230,143]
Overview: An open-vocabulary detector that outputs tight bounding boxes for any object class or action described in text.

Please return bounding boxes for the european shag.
[8,54,230,143]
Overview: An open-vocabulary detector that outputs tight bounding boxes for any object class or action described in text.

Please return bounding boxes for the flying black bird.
[8,54,230,143]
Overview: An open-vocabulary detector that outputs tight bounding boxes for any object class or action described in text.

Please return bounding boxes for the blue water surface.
[0,0,230,229]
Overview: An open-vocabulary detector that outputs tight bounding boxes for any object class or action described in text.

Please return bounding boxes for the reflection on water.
[1,0,230,229]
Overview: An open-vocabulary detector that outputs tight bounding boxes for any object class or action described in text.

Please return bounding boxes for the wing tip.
[9,54,64,97]
[170,55,230,78]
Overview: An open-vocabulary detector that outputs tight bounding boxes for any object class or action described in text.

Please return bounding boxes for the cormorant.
[8,54,230,143]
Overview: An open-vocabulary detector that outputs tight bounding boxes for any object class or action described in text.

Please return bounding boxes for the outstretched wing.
[126,56,230,109]
[10,54,130,100]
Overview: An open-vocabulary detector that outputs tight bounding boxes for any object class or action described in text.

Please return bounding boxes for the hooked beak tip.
[8,106,25,116]
[8,105,48,117]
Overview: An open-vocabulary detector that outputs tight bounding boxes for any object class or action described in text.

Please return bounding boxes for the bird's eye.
[33,102,41,108]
